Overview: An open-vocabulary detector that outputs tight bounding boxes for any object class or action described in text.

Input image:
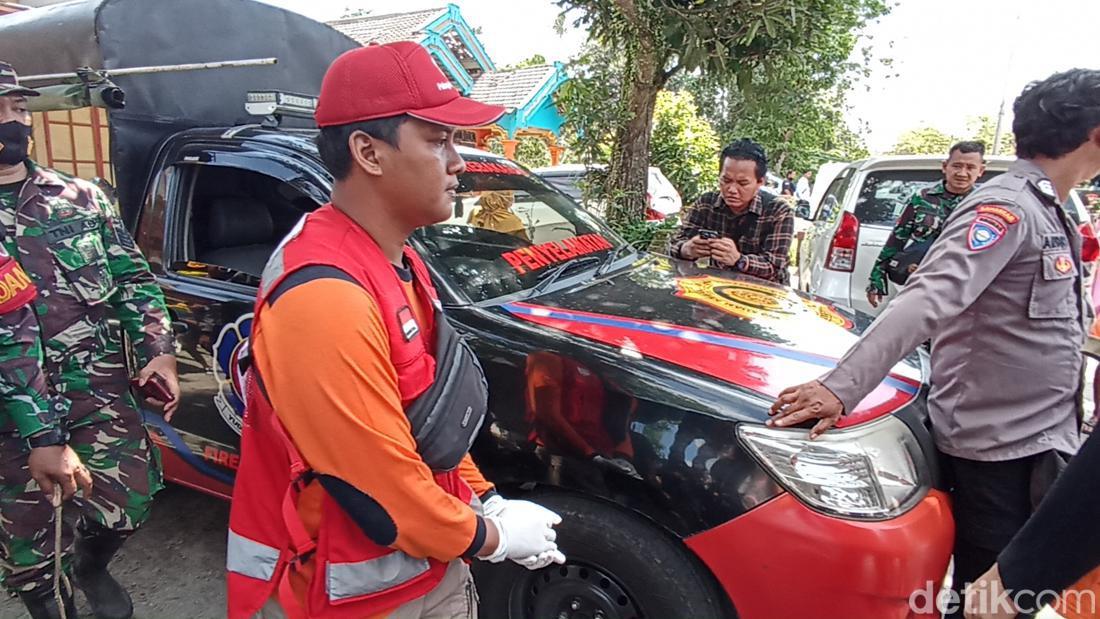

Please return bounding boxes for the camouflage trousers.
[0,399,163,594]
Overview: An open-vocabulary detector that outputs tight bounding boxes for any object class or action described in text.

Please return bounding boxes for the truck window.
[171,164,320,282]
[854,169,1005,227]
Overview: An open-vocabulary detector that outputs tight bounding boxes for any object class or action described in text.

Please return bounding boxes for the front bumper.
[685,490,953,619]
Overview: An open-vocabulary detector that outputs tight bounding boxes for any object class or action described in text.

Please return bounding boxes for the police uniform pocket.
[1028,250,1077,319]
[48,219,112,305]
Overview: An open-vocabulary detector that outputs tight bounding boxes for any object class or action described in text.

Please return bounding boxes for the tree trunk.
[604,41,663,229]
[773,129,794,176]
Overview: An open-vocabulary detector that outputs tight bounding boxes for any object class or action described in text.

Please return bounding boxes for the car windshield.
[413,157,625,303]
[542,174,584,201]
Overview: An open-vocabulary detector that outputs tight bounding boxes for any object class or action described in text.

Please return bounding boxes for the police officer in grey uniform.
[769,68,1100,618]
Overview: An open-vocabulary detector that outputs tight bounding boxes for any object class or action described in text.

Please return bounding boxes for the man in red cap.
[225,42,566,619]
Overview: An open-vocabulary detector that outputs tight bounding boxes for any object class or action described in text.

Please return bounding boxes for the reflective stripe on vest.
[227,529,280,582]
[327,553,431,601]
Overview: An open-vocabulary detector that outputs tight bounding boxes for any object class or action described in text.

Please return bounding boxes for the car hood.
[500,256,922,427]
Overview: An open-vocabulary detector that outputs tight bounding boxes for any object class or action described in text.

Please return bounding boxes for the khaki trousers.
[258,559,478,619]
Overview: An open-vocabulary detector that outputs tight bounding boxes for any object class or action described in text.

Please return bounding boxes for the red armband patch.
[0,256,36,313]
[976,204,1020,225]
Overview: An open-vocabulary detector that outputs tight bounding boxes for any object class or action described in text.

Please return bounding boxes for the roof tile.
[327,7,446,45]
[468,65,558,110]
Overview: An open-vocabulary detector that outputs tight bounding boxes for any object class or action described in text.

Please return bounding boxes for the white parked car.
[534,164,683,221]
[797,156,1095,315]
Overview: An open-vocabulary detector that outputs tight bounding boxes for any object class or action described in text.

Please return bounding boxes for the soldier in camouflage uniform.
[867,141,987,308]
[0,62,178,619]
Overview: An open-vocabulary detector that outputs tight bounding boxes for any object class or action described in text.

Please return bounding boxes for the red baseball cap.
[315,42,504,128]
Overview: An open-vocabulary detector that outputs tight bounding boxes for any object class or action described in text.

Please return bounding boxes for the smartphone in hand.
[696,230,718,269]
[131,372,173,404]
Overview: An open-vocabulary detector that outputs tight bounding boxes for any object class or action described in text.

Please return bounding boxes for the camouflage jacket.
[0,161,172,437]
[868,181,972,294]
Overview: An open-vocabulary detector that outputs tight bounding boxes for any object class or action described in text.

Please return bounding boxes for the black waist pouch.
[405,311,489,472]
[885,238,935,285]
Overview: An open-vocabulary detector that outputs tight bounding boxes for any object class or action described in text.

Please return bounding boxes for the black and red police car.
[132,127,950,619]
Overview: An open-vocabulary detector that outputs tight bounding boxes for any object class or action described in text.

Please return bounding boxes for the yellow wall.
[30,107,113,183]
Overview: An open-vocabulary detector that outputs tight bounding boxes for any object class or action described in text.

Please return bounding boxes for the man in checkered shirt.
[668,139,794,285]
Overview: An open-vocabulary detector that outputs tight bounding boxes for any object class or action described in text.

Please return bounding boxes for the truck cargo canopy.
[0,0,358,220]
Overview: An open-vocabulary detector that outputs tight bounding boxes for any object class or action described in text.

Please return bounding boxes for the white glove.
[515,548,567,570]
[481,493,507,519]
[481,496,568,570]
[482,499,563,566]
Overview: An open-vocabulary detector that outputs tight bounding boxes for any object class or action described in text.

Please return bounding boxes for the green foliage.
[482,135,551,169]
[677,71,871,175]
[516,136,551,169]
[969,114,1015,157]
[649,90,719,204]
[557,43,626,165]
[484,136,505,157]
[889,115,1015,157]
[616,216,680,253]
[504,54,549,70]
[890,126,957,156]
[555,0,889,227]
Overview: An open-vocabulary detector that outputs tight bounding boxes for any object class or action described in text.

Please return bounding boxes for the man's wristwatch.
[27,427,67,449]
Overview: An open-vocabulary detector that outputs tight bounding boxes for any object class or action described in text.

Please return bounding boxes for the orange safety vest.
[226,204,475,619]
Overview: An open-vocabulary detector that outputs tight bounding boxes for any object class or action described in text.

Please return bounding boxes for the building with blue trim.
[328,4,568,163]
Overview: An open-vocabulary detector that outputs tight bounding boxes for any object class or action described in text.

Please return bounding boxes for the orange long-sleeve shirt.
[252,269,493,607]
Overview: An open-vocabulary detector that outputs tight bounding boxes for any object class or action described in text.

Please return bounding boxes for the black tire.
[472,493,734,619]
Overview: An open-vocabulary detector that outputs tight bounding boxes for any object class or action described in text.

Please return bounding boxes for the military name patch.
[114,227,136,251]
[976,205,1020,225]
[1042,234,1069,251]
[45,217,97,244]
[968,215,1007,251]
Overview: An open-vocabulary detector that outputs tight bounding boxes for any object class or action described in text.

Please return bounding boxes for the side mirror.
[796,200,812,220]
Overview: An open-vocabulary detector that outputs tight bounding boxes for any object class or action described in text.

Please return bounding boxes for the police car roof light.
[244,91,318,122]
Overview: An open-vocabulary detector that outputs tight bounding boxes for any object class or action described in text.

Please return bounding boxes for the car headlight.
[737,415,930,520]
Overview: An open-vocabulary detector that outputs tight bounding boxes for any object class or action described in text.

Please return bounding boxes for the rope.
[0,487,75,617]
[52,486,71,619]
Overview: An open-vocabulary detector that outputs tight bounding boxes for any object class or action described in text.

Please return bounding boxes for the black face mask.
[0,121,32,166]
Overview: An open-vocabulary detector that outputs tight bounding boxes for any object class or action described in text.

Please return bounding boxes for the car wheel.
[472,493,734,619]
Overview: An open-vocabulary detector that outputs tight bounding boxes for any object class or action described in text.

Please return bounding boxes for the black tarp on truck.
[0,0,358,223]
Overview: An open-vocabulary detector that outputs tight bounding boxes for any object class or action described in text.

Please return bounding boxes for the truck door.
[135,143,328,496]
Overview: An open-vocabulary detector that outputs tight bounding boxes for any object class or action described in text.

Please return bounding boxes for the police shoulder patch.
[968,215,1007,251]
[976,204,1020,225]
